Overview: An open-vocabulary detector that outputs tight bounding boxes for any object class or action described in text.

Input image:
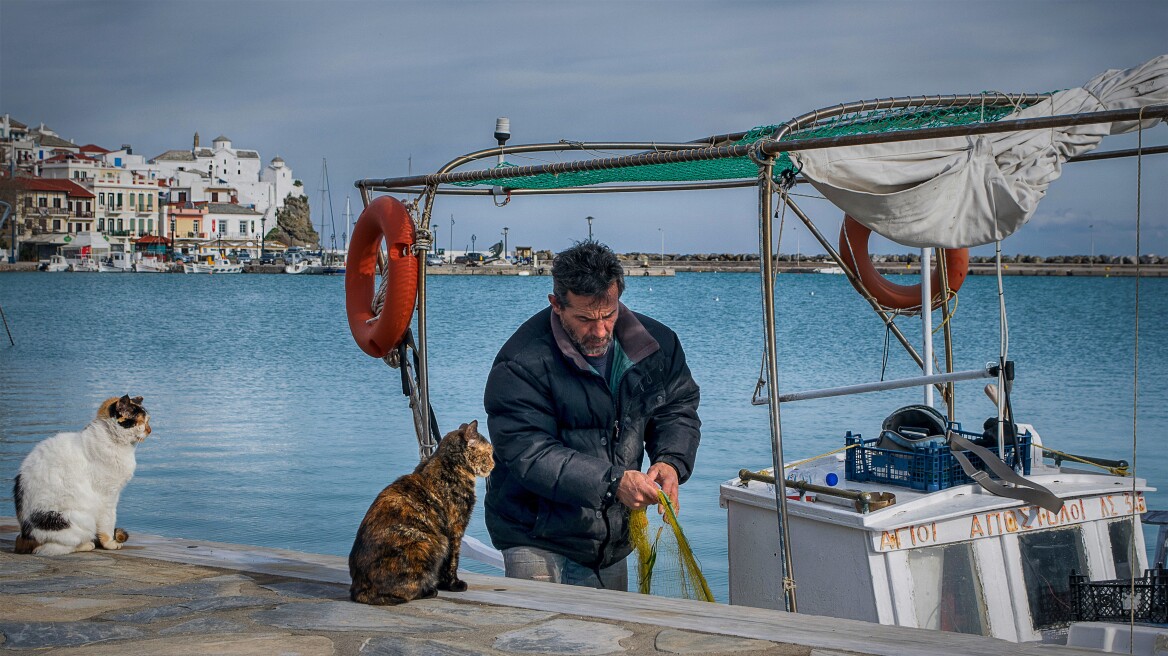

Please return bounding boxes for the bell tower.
[193,131,200,149]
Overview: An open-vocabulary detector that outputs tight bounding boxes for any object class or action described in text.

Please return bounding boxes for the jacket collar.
[550,302,659,372]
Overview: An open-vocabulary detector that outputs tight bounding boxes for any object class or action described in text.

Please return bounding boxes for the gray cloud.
[2,0,1165,256]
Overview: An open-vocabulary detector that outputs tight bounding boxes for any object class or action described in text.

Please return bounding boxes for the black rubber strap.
[948,431,1063,513]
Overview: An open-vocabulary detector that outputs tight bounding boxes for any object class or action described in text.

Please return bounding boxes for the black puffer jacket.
[483,304,700,569]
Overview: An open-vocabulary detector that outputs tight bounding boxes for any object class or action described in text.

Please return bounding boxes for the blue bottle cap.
[825,472,838,486]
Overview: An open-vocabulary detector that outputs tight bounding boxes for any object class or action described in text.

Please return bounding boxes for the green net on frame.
[453,99,1045,190]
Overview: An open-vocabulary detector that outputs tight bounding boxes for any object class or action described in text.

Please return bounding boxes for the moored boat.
[344,54,1168,653]
[183,255,243,274]
[39,254,69,272]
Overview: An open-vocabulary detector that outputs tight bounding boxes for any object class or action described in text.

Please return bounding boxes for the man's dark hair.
[551,240,625,305]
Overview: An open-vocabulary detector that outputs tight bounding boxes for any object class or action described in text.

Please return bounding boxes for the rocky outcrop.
[268,194,318,246]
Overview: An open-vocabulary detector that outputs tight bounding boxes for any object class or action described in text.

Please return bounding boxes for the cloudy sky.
[2,0,1165,256]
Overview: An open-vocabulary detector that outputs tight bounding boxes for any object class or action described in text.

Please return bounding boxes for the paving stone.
[259,580,350,599]
[118,573,252,598]
[0,595,149,622]
[0,575,113,595]
[0,557,47,576]
[0,621,143,649]
[408,598,556,627]
[102,596,277,623]
[252,601,471,633]
[158,617,248,636]
[46,633,335,656]
[360,636,496,656]
[494,618,634,655]
[656,628,777,654]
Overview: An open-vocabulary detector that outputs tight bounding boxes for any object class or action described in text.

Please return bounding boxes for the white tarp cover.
[791,54,1167,249]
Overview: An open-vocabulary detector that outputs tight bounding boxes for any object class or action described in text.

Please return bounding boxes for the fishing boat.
[69,257,100,272]
[344,55,1168,653]
[98,251,134,272]
[183,255,243,274]
[38,254,69,272]
[133,256,169,273]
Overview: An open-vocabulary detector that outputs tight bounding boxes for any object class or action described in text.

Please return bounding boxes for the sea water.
[1,271,1165,602]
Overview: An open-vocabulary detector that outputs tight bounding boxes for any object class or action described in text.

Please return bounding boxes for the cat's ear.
[131,396,143,405]
[465,420,480,440]
[115,395,135,418]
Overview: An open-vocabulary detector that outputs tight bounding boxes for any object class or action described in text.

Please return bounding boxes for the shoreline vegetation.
[3,256,1167,277]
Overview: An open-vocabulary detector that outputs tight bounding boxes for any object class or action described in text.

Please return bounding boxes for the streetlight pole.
[502,226,509,261]
[449,214,454,263]
[471,233,477,256]
[260,215,266,262]
[586,216,593,241]
[658,227,664,266]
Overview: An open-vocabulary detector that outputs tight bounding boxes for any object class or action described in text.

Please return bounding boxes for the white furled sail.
[791,54,1167,249]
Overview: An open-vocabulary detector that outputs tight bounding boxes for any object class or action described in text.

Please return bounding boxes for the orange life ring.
[345,196,419,357]
[838,215,968,310]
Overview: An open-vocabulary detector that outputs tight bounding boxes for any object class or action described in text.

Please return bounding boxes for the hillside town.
[0,113,312,268]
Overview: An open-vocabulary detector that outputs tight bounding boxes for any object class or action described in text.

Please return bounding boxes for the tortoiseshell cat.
[14,395,152,555]
[349,420,494,605]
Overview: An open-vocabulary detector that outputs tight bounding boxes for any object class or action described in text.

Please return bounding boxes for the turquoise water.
[1,271,1164,602]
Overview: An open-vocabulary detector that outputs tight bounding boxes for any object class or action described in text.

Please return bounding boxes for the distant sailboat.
[296,160,346,275]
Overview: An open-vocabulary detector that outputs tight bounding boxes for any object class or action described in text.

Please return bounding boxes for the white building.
[149,132,301,225]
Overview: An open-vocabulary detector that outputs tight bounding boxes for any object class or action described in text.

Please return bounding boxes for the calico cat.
[349,420,494,605]
[13,395,152,556]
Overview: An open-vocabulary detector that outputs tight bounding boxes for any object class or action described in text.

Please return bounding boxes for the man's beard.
[565,325,612,357]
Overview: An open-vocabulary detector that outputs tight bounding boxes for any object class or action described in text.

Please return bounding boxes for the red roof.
[136,235,171,244]
[79,144,110,154]
[18,176,96,198]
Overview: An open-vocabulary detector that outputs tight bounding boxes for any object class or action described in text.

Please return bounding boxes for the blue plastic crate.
[844,426,1031,492]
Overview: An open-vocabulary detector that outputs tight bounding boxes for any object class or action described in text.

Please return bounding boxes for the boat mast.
[319,159,338,253]
[343,197,352,251]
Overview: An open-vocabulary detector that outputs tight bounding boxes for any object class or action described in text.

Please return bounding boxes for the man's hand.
[616,463,680,515]
[647,462,679,514]
[616,470,662,511]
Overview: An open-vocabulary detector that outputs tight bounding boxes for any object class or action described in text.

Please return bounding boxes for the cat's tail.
[14,533,40,555]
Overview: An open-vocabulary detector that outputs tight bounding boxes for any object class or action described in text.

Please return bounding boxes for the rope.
[782,443,861,470]
[1038,446,1129,477]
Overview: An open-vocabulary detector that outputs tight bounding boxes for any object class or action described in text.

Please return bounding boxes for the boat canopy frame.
[355,98,1168,613]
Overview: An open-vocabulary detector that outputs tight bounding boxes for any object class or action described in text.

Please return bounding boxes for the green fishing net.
[453,100,1042,190]
[629,490,715,603]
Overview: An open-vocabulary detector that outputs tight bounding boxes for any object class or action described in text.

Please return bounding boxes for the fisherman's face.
[550,282,620,357]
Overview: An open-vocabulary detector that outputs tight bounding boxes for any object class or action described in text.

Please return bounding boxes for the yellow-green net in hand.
[629,490,715,602]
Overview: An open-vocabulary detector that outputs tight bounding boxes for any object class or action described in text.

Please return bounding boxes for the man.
[483,241,701,590]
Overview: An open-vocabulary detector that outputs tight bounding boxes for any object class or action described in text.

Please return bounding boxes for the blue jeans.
[502,546,628,591]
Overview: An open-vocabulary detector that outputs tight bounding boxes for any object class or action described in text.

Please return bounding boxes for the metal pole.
[921,248,934,407]
[758,161,796,612]
[767,367,996,404]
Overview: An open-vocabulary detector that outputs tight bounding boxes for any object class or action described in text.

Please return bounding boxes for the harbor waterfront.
[0,271,1165,604]
[4,259,1168,277]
